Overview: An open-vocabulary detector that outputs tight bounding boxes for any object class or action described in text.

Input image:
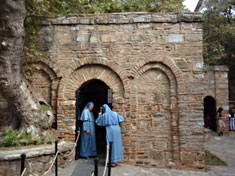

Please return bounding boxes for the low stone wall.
[0,141,74,176]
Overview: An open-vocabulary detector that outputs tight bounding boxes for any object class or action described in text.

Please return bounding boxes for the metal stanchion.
[94,158,99,176]
[55,141,58,176]
[108,142,113,176]
[20,153,26,175]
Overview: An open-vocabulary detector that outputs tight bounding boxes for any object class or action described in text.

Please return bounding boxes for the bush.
[0,128,51,147]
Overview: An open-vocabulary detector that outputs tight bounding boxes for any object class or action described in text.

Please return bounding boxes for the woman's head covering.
[102,104,118,125]
[80,102,94,121]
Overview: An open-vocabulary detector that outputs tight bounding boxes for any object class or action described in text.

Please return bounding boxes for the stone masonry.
[0,12,228,168]
[204,65,230,132]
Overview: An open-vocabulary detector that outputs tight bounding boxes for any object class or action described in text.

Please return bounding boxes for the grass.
[205,150,227,166]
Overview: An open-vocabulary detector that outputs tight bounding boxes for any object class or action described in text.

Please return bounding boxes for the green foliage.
[205,150,227,166]
[25,0,185,17]
[203,0,235,100]
[0,128,41,147]
[0,128,53,147]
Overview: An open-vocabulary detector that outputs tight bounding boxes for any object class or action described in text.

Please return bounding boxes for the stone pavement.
[204,131,235,176]
[48,132,235,176]
[49,160,209,176]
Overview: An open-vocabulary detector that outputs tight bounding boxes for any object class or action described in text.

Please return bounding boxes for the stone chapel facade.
[0,13,230,168]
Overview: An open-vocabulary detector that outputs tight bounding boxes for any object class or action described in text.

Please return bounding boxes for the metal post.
[55,141,58,176]
[94,158,99,176]
[20,153,26,175]
[108,142,113,176]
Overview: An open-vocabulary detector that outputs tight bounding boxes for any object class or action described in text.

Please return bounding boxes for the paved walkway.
[204,131,235,176]
[49,132,235,176]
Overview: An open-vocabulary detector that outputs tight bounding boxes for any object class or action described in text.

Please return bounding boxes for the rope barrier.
[19,131,80,176]
[20,168,27,176]
[102,145,109,176]
[60,131,80,157]
[42,151,59,176]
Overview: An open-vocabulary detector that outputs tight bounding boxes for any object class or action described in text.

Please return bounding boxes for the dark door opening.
[204,96,217,132]
[75,79,112,160]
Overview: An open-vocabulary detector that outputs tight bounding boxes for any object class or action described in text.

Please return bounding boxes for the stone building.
[204,66,229,132]
[0,12,229,168]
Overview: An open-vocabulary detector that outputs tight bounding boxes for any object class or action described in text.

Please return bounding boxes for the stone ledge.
[204,65,229,72]
[0,141,74,161]
[43,12,203,25]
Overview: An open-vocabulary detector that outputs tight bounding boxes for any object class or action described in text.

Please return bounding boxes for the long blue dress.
[80,108,96,157]
[96,104,124,163]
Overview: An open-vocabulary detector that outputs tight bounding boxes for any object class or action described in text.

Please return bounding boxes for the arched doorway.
[75,79,112,160]
[204,96,217,132]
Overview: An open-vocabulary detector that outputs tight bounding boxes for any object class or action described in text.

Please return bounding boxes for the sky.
[183,0,199,12]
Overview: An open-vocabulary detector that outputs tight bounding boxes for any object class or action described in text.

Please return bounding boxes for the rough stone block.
[44,36,53,43]
[194,62,204,69]
[176,60,189,69]
[76,34,88,42]
[167,34,183,43]
[149,150,164,160]
[185,34,203,42]
[101,35,116,42]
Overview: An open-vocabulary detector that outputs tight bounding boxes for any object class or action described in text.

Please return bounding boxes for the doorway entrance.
[203,96,217,132]
[75,79,112,160]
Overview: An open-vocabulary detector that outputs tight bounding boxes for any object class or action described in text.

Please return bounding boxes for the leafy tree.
[202,0,235,100]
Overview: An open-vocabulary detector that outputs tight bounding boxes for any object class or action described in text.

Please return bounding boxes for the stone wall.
[1,12,208,168]
[0,142,74,176]
[204,65,230,132]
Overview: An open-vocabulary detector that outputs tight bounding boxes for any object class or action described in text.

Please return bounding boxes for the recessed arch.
[58,64,125,100]
[135,62,178,97]
[130,58,183,85]
[57,64,126,140]
[56,58,129,93]
[133,61,179,163]
[23,60,58,80]
[203,96,217,132]
[75,79,111,159]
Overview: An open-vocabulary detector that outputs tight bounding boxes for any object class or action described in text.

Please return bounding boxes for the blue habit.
[96,104,124,163]
[80,103,96,157]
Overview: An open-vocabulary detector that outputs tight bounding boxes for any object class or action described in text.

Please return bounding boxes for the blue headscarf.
[102,104,118,126]
[80,102,94,121]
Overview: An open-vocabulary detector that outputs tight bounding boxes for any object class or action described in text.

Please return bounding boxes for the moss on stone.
[40,104,52,114]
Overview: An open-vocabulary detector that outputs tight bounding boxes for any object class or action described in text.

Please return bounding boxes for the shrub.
[0,128,51,147]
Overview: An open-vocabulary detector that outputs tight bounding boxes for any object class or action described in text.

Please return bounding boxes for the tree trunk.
[0,0,54,135]
[194,0,204,12]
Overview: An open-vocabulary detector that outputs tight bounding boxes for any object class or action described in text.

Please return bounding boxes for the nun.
[96,104,124,167]
[80,102,96,158]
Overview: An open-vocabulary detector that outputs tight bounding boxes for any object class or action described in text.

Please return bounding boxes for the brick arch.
[58,64,125,100]
[135,62,177,96]
[25,62,57,79]
[57,57,128,91]
[134,62,180,163]
[57,64,126,139]
[130,57,183,85]
[24,61,60,109]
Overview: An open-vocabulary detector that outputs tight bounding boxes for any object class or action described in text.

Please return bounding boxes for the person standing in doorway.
[80,102,96,158]
[229,108,235,131]
[217,107,226,136]
[96,104,124,167]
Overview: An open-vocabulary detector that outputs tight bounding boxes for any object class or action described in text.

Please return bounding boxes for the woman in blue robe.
[80,102,96,158]
[96,104,124,167]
